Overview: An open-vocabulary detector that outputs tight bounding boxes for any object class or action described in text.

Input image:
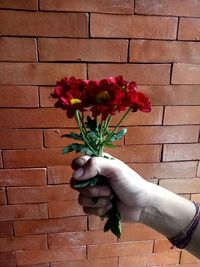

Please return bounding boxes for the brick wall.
[0,0,200,266]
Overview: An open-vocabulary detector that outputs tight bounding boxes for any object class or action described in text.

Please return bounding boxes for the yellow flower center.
[95,91,111,103]
[70,98,81,105]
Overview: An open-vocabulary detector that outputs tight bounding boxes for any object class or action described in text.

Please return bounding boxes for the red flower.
[52,75,151,119]
[87,76,127,120]
[52,76,88,118]
[137,92,151,112]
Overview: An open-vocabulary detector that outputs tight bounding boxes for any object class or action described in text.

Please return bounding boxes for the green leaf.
[63,143,81,154]
[86,116,97,131]
[103,201,122,238]
[89,131,99,140]
[105,143,115,148]
[74,144,95,156]
[104,220,111,232]
[73,176,100,188]
[61,132,83,141]
[73,179,92,188]
[63,143,95,156]
[89,176,100,186]
[109,128,127,142]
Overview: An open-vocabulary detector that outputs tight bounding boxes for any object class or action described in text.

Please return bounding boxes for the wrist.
[139,182,196,238]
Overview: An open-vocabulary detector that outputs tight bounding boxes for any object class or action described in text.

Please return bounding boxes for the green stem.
[75,110,97,156]
[103,107,131,144]
[98,118,104,157]
[80,112,88,135]
[103,115,112,135]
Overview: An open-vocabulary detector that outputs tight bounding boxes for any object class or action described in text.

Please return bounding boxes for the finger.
[78,194,110,208]
[83,203,113,216]
[71,155,91,170]
[75,185,111,198]
[72,156,123,181]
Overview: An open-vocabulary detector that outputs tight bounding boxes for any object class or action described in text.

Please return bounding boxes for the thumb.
[71,155,91,170]
[72,156,124,182]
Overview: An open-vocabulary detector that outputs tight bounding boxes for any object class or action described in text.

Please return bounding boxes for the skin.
[71,156,200,258]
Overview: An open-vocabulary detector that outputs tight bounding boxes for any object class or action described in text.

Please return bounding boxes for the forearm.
[140,182,200,258]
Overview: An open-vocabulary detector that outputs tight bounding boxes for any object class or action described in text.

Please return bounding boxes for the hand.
[71,155,152,223]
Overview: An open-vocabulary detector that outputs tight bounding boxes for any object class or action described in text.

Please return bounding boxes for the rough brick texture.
[0,1,199,266]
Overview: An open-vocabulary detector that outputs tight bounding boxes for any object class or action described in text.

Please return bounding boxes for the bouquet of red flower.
[51,75,151,238]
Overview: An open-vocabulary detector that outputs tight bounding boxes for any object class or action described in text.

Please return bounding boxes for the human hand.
[71,155,152,223]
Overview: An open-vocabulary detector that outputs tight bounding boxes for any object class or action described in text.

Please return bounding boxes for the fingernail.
[73,168,84,179]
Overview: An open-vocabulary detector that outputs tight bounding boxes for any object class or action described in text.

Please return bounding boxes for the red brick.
[88,64,171,85]
[0,168,46,187]
[18,265,46,267]
[3,148,80,168]
[180,251,200,264]
[119,251,180,267]
[39,38,128,62]
[7,185,78,204]
[0,0,38,10]
[16,246,86,265]
[0,37,36,62]
[44,129,79,148]
[88,215,106,230]
[44,128,123,148]
[0,188,6,205]
[160,178,200,194]
[105,145,161,163]
[140,85,200,105]
[91,14,177,39]
[0,10,88,37]
[0,203,48,221]
[88,241,153,258]
[48,230,116,248]
[0,152,2,169]
[0,63,86,86]
[39,86,55,107]
[20,264,48,267]
[172,63,200,84]
[49,200,84,218]
[51,258,118,267]
[129,162,198,179]
[125,126,199,144]
[40,0,134,14]
[135,0,200,17]
[164,106,200,125]
[3,145,161,168]
[14,216,87,237]
[0,222,13,238]
[0,108,75,129]
[0,129,43,149]
[191,194,200,202]
[47,166,72,184]
[0,86,39,107]
[120,223,163,242]
[0,252,16,267]
[179,18,200,40]
[130,40,200,63]
[197,162,200,177]
[163,144,200,161]
[0,235,47,252]
[165,264,200,267]
[154,239,177,253]
[154,239,173,253]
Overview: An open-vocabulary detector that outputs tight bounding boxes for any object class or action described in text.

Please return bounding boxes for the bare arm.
[71,156,200,258]
[141,183,200,257]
